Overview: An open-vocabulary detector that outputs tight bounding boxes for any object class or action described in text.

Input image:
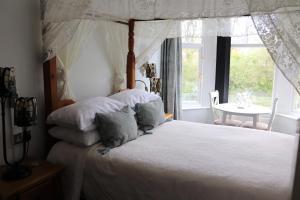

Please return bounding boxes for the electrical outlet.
[13,133,23,145]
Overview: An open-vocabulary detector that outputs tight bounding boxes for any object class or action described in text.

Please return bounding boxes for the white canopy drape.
[44,20,128,99]
[41,0,300,22]
[41,0,300,96]
[135,16,259,68]
[56,20,96,99]
[253,11,300,93]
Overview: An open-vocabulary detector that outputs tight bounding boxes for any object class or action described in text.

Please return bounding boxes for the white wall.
[0,0,44,165]
[69,27,114,100]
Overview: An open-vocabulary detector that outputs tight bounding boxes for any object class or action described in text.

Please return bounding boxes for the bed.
[48,120,298,200]
[43,50,300,200]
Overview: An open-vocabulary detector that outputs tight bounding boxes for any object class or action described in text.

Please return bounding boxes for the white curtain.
[97,21,128,92]
[252,10,300,94]
[42,20,80,61]
[135,20,180,68]
[41,0,300,95]
[41,0,300,22]
[56,20,97,99]
[135,17,259,68]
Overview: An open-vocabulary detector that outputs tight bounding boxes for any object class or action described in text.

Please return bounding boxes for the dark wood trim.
[114,21,129,25]
[126,19,136,89]
[215,36,231,103]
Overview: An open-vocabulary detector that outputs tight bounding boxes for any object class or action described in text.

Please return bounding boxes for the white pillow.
[109,89,160,107]
[47,96,125,131]
[49,127,100,147]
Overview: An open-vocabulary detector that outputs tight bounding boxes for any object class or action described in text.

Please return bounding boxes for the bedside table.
[0,161,64,200]
[164,113,174,120]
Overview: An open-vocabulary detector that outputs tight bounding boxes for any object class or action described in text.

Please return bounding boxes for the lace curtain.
[135,20,180,68]
[41,0,300,22]
[252,10,300,94]
[98,21,128,92]
[135,17,258,68]
[56,20,96,99]
[41,0,300,96]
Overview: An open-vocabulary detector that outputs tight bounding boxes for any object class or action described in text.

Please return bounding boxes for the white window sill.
[277,112,300,120]
[182,104,209,110]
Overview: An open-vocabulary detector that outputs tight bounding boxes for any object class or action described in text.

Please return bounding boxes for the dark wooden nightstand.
[164,113,174,120]
[0,161,64,200]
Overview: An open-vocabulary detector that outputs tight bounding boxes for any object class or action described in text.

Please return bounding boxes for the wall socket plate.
[13,133,23,145]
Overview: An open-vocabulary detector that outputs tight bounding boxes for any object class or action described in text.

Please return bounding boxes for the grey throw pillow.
[135,98,166,132]
[94,106,138,148]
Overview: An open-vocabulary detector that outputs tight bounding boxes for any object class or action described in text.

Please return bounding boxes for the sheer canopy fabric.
[41,0,300,22]
[98,21,128,92]
[253,10,300,94]
[135,17,258,68]
[55,20,128,99]
[56,20,96,99]
[41,0,300,95]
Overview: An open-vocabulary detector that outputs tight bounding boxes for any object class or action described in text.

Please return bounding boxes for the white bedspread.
[48,120,299,200]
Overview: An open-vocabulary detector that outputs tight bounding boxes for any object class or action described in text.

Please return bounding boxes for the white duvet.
[48,120,298,200]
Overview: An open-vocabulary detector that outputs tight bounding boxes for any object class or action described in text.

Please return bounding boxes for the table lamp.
[0,67,37,181]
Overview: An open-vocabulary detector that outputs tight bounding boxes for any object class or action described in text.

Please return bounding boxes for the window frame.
[229,43,276,108]
[181,42,203,108]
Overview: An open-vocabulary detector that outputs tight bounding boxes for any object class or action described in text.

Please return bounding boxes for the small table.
[213,103,271,128]
[0,161,64,200]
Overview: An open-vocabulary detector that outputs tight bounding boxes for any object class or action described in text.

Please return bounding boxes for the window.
[181,43,202,106]
[294,90,300,111]
[228,35,275,107]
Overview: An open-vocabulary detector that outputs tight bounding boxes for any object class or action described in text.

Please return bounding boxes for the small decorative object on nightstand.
[0,161,64,200]
[164,113,174,120]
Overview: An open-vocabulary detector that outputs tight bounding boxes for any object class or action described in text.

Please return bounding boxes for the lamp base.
[1,165,31,181]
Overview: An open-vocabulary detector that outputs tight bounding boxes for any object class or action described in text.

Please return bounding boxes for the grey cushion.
[135,98,166,132]
[94,106,138,148]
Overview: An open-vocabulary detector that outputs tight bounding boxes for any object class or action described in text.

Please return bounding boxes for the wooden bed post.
[43,56,58,117]
[126,19,136,89]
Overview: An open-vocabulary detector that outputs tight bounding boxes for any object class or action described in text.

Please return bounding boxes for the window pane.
[294,91,300,111]
[231,35,263,45]
[229,47,274,107]
[182,48,200,103]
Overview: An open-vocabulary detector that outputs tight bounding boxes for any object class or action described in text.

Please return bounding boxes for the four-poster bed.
[44,0,300,200]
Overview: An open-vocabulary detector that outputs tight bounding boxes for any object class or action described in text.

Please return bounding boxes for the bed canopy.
[41,0,300,22]
[41,0,300,99]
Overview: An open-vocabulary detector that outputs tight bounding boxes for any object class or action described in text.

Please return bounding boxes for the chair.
[242,98,279,131]
[209,91,242,127]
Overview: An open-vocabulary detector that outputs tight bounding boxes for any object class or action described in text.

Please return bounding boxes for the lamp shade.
[150,78,161,94]
[145,63,157,78]
[0,67,16,97]
[14,97,37,127]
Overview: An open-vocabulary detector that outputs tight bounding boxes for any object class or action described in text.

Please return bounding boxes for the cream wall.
[0,0,44,165]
